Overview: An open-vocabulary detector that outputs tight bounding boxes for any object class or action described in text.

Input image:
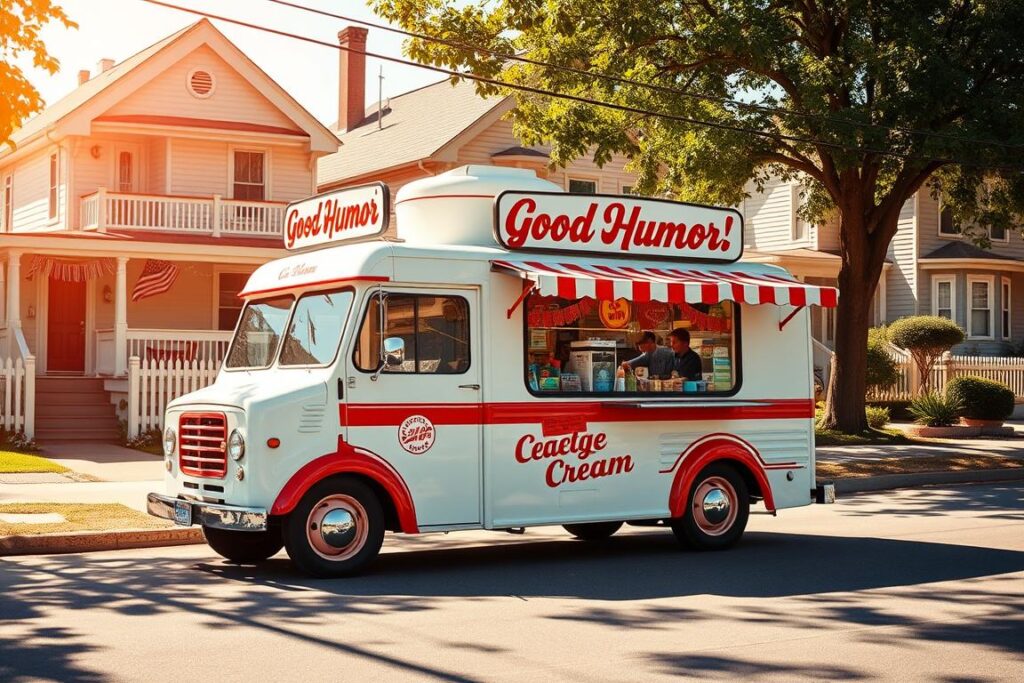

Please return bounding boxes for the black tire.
[284,476,385,578]
[203,526,284,563]
[563,521,623,541]
[671,462,749,550]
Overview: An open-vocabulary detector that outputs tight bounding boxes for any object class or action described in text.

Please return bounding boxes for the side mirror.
[383,337,405,367]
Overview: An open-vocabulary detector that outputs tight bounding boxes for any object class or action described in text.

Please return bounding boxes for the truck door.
[345,288,482,528]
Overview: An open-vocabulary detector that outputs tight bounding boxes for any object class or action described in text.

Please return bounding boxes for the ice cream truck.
[147,165,838,577]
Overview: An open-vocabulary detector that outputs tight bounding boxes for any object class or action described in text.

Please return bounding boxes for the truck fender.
[270,439,419,533]
[663,433,776,517]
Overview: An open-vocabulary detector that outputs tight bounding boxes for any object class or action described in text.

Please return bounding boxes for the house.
[741,175,1024,356]
[316,28,639,222]
[0,19,339,440]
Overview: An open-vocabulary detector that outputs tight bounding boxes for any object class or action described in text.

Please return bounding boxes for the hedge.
[946,376,1015,421]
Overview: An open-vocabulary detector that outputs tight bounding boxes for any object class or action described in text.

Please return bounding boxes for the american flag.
[131,259,180,302]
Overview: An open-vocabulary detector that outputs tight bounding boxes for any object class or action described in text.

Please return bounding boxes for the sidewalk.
[817,422,1024,465]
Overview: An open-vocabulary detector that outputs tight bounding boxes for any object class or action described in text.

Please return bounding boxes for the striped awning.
[492,259,838,308]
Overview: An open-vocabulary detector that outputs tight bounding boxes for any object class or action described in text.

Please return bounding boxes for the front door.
[345,288,482,528]
[47,277,87,372]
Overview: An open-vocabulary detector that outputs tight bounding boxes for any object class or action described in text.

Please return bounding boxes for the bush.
[908,391,962,427]
[868,400,912,420]
[888,316,964,392]
[946,376,1015,421]
[865,405,891,429]
[866,327,899,391]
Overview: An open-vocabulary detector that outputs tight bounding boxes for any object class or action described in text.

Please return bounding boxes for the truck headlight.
[163,427,176,457]
[228,429,245,461]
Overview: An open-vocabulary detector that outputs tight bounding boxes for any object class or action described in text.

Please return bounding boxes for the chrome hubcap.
[692,476,738,536]
[307,494,368,561]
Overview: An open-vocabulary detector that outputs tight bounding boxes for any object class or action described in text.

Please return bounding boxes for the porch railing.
[0,326,35,439]
[81,188,286,237]
[127,357,220,436]
[95,329,232,376]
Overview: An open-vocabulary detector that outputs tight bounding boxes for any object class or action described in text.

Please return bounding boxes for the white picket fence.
[867,343,1024,400]
[127,356,220,436]
[0,357,35,438]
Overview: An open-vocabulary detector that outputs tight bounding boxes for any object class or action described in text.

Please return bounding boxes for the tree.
[865,327,898,394]
[887,316,964,393]
[1,1,76,146]
[372,0,1024,432]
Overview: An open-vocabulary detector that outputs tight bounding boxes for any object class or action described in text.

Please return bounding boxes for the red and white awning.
[492,259,838,308]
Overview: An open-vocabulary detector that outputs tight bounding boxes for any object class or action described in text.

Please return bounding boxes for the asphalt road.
[2,483,1023,682]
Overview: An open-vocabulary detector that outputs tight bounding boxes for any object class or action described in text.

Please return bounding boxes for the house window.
[932,276,955,320]
[2,175,12,230]
[793,215,807,241]
[567,178,596,194]
[939,204,959,236]
[117,151,133,193]
[968,276,993,339]
[621,185,635,195]
[1002,277,1011,340]
[48,153,58,220]
[217,272,250,330]
[232,151,265,201]
[989,223,1008,242]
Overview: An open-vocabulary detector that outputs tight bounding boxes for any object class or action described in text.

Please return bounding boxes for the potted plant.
[946,376,1015,434]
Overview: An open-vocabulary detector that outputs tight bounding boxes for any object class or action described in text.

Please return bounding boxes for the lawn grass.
[0,503,171,536]
[815,427,916,446]
[0,451,69,474]
[817,453,1024,479]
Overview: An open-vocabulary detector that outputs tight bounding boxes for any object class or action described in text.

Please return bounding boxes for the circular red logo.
[398,415,435,455]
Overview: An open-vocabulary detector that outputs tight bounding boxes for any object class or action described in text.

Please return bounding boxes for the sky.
[20,0,444,126]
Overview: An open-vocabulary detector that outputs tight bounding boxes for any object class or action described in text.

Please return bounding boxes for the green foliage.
[868,400,912,421]
[887,316,965,352]
[946,376,1015,421]
[865,405,891,429]
[908,392,962,428]
[0,2,76,146]
[866,326,899,391]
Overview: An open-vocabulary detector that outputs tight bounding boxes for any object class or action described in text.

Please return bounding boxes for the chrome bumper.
[147,493,268,532]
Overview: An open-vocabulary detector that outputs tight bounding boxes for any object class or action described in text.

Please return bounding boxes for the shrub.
[868,400,912,420]
[865,405,891,429]
[888,316,965,393]
[946,375,1015,421]
[908,391,962,427]
[866,327,899,391]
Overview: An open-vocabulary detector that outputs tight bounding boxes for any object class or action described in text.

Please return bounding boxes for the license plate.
[173,500,193,526]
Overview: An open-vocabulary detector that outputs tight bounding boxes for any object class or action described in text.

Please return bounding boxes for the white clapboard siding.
[0,357,35,438]
[128,356,220,435]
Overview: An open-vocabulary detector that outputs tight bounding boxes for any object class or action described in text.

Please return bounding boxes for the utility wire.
[266,0,1024,153]
[138,0,1024,173]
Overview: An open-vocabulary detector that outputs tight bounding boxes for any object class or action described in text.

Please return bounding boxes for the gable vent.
[187,69,215,98]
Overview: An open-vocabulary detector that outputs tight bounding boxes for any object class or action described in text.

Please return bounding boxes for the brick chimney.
[78,69,90,85]
[97,58,115,74]
[337,26,369,133]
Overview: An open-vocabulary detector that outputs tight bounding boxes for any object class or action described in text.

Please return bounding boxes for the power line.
[138,0,1024,174]
[266,0,1024,154]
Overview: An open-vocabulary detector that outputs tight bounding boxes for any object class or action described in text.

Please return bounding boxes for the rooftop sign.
[284,183,390,251]
[494,191,743,262]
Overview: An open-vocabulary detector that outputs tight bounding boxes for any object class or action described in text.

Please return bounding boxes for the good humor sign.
[494,191,743,262]
[284,183,390,250]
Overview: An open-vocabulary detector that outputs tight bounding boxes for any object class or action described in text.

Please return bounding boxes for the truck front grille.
[179,412,227,478]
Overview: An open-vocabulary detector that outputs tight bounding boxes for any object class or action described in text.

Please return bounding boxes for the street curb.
[0,526,204,556]
[833,468,1024,493]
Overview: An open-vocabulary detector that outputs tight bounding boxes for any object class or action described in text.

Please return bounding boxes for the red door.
[47,277,87,373]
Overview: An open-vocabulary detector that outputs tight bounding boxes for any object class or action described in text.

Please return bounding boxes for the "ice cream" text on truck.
[147,165,838,577]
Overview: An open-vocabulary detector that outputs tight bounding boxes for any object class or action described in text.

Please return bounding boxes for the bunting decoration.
[678,302,731,332]
[528,297,596,328]
[132,259,180,302]
[27,256,116,282]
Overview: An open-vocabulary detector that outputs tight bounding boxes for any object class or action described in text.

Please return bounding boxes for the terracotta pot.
[905,425,981,438]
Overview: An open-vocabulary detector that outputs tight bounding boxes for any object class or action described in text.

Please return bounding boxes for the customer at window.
[621,330,675,377]
[668,327,703,380]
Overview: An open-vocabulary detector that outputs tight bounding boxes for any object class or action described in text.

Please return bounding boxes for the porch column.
[0,257,7,326]
[115,256,128,376]
[6,251,21,331]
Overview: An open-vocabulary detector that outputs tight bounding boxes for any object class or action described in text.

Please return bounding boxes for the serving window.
[354,292,471,374]
[523,293,739,396]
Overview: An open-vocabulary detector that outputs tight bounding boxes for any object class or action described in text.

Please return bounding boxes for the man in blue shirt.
[668,327,703,381]
[621,330,676,377]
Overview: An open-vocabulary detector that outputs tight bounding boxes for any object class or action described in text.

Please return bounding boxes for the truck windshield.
[279,290,354,366]
[225,296,293,369]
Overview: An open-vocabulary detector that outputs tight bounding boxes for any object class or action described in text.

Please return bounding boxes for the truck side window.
[354,293,470,374]
[279,290,354,366]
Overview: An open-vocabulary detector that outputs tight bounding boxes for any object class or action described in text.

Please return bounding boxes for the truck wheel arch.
[666,435,776,517]
[271,442,419,533]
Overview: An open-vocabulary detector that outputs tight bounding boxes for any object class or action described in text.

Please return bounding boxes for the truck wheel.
[671,463,749,550]
[563,521,623,541]
[203,526,283,563]
[284,477,385,578]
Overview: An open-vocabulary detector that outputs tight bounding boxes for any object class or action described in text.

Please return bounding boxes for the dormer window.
[187,68,215,98]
